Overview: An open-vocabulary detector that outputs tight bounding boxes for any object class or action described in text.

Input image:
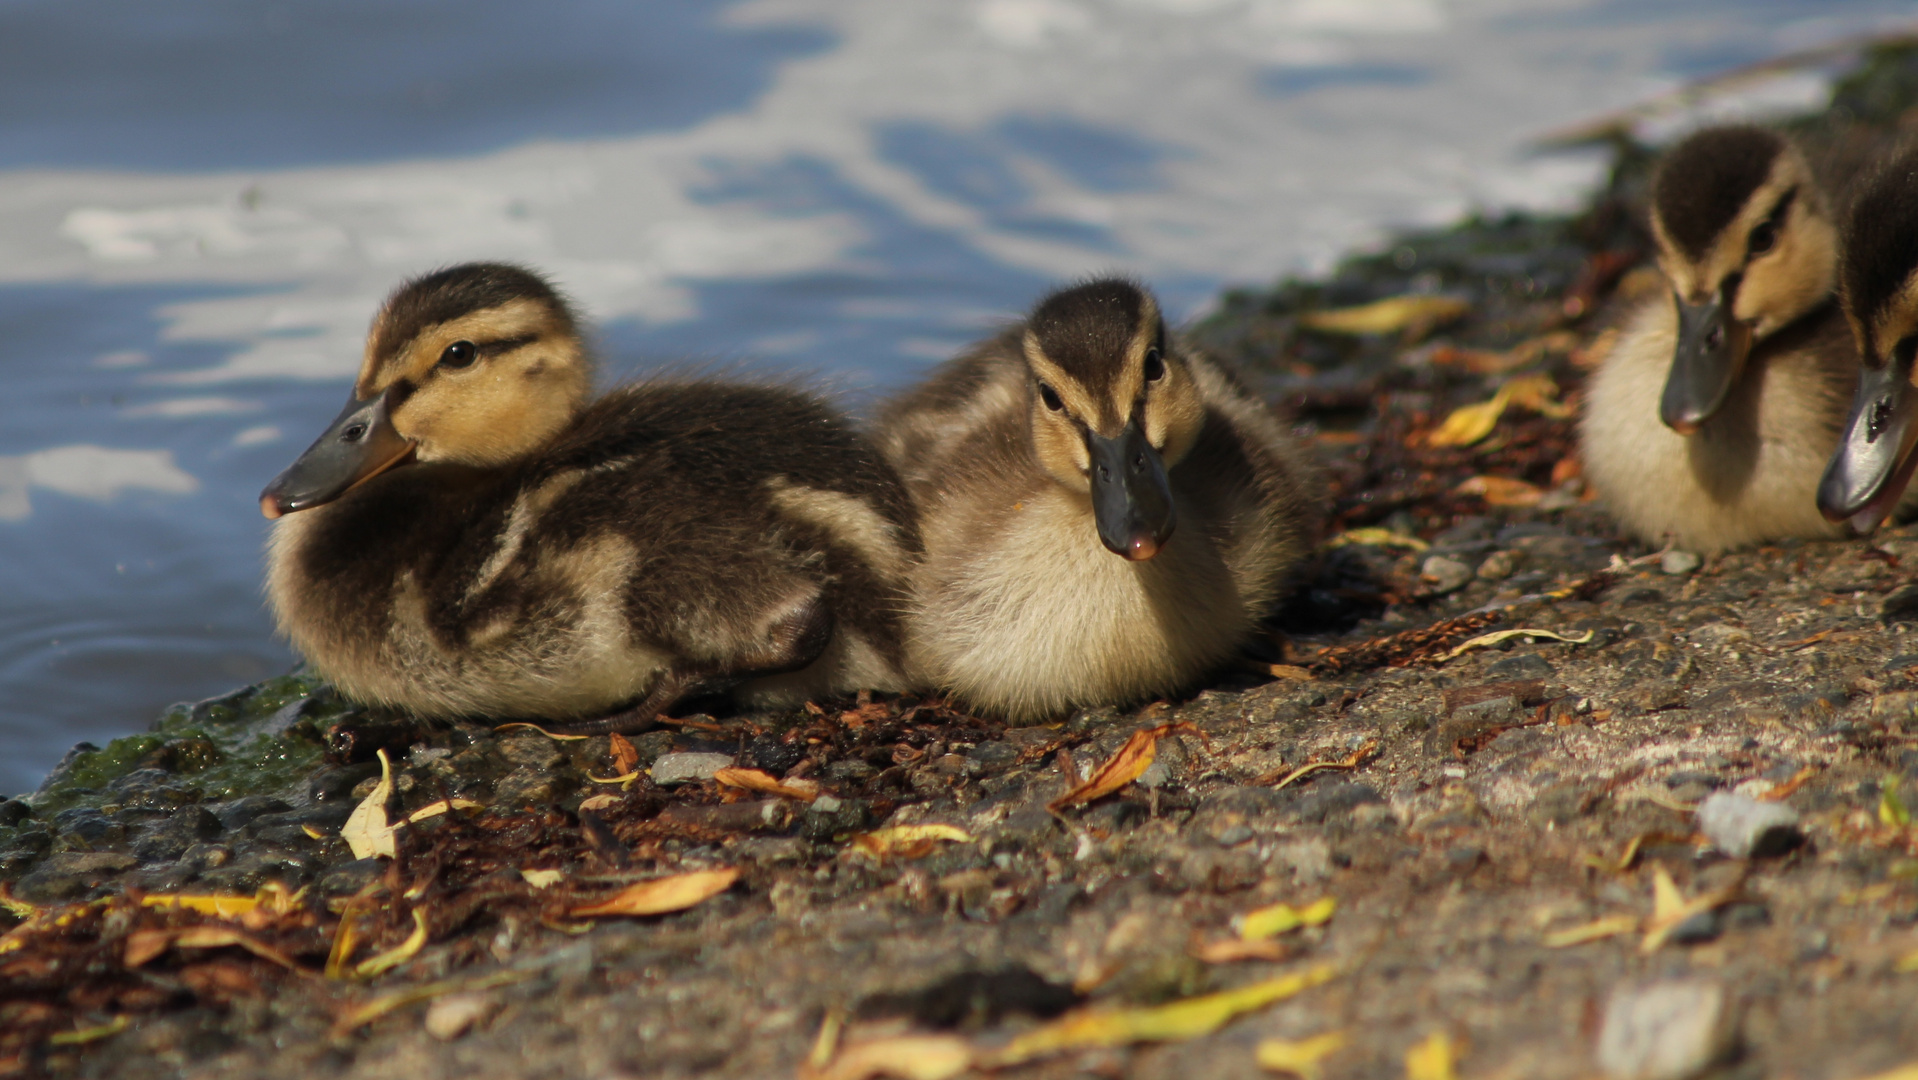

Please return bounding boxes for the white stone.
[1596,980,1734,1080]
[648,752,734,786]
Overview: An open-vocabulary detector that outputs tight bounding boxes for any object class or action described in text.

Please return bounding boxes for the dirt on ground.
[6,41,1918,1080]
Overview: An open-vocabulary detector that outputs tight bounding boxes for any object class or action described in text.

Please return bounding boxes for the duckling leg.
[541,670,704,737]
[541,601,835,737]
[732,597,834,676]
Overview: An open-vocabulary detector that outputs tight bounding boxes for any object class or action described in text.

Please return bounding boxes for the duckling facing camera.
[875,278,1322,722]
[1579,124,1910,553]
[262,263,919,734]
[1817,143,1918,534]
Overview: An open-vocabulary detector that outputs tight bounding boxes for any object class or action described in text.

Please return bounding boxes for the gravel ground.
[6,43,1918,1080]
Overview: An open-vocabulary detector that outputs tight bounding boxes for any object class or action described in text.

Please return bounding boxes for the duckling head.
[1649,126,1836,433]
[1021,278,1205,561]
[260,263,591,518]
[1817,146,1918,533]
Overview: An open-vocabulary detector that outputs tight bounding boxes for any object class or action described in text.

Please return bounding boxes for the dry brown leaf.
[1454,474,1544,507]
[608,732,639,774]
[989,964,1338,1065]
[1261,664,1316,682]
[1641,865,1741,953]
[1501,373,1573,418]
[127,926,301,971]
[140,894,259,919]
[1049,722,1198,812]
[570,867,739,918]
[1301,295,1470,337]
[341,749,396,860]
[714,767,821,802]
[852,824,974,860]
[1194,938,1291,964]
[809,1034,974,1080]
[1438,628,1594,662]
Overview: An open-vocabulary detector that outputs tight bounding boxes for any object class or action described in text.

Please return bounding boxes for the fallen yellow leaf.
[341,749,397,860]
[47,1016,131,1047]
[333,967,535,1035]
[1049,722,1199,812]
[1428,395,1508,449]
[810,1034,974,1080]
[1324,528,1429,552]
[1439,628,1595,662]
[1242,897,1337,940]
[588,770,642,785]
[852,824,975,860]
[808,1009,846,1071]
[1502,373,1573,418]
[520,868,565,890]
[141,893,259,919]
[1895,950,1918,974]
[714,766,821,802]
[406,798,482,824]
[1301,295,1470,337]
[1405,1031,1458,1080]
[1641,865,1741,954]
[1267,741,1377,792]
[1882,779,1912,828]
[1851,1065,1918,1080]
[1543,914,1638,948]
[989,964,1338,1065]
[570,867,739,918]
[1257,1030,1347,1079]
[354,909,429,979]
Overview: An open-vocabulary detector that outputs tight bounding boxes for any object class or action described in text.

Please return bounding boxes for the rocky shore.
[6,42,1918,1080]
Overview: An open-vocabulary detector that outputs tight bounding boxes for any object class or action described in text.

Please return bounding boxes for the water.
[0,0,1909,793]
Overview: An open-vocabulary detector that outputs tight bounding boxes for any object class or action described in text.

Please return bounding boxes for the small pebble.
[1660,550,1701,576]
[1476,550,1521,581]
[648,752,734,786]
[424,992,493,1041]
[1596,980,1734,1080]
[1696,791,1803,858]
[1421,555,1474,594]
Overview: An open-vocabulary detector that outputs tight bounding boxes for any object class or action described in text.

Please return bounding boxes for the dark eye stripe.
[479,333,539,357]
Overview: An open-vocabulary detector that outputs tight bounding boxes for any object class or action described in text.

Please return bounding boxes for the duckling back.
[264,264,919,731]
[875,279,1322,721]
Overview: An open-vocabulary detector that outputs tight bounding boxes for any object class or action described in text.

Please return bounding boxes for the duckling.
[874,278,1322,722]
[1817,142,1918,533]
[261,263,919,734]
[1578,124,1895,553]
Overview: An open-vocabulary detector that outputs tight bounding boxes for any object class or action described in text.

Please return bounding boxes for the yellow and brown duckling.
[261,263,920,734]
[874,278,1322,722]
[1818,142,1918,533]
[1578,124,1902,553]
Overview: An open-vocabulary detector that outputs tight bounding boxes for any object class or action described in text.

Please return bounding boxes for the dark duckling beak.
[1088,418,1176,561]
[1660,287,1753,435]
[260,388,415,519]
[1818,349,1918,535]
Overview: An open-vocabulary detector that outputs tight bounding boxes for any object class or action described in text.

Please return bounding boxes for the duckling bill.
[262,263,920,733]
[1818,144,1918,533]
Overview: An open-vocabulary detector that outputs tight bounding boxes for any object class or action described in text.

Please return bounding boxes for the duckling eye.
[1144,348,1166,382]
[437,340,477,369]
[1747,220,1778,257]
[1038,383,1065,412]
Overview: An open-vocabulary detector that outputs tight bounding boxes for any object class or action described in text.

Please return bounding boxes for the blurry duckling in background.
[1579,124,1906,553]
[261,263,919,734]
[874,278,1322,722]
[1817,142,1918,534]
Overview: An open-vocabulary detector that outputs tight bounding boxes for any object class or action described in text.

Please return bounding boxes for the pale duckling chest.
[908,486,1250,716]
